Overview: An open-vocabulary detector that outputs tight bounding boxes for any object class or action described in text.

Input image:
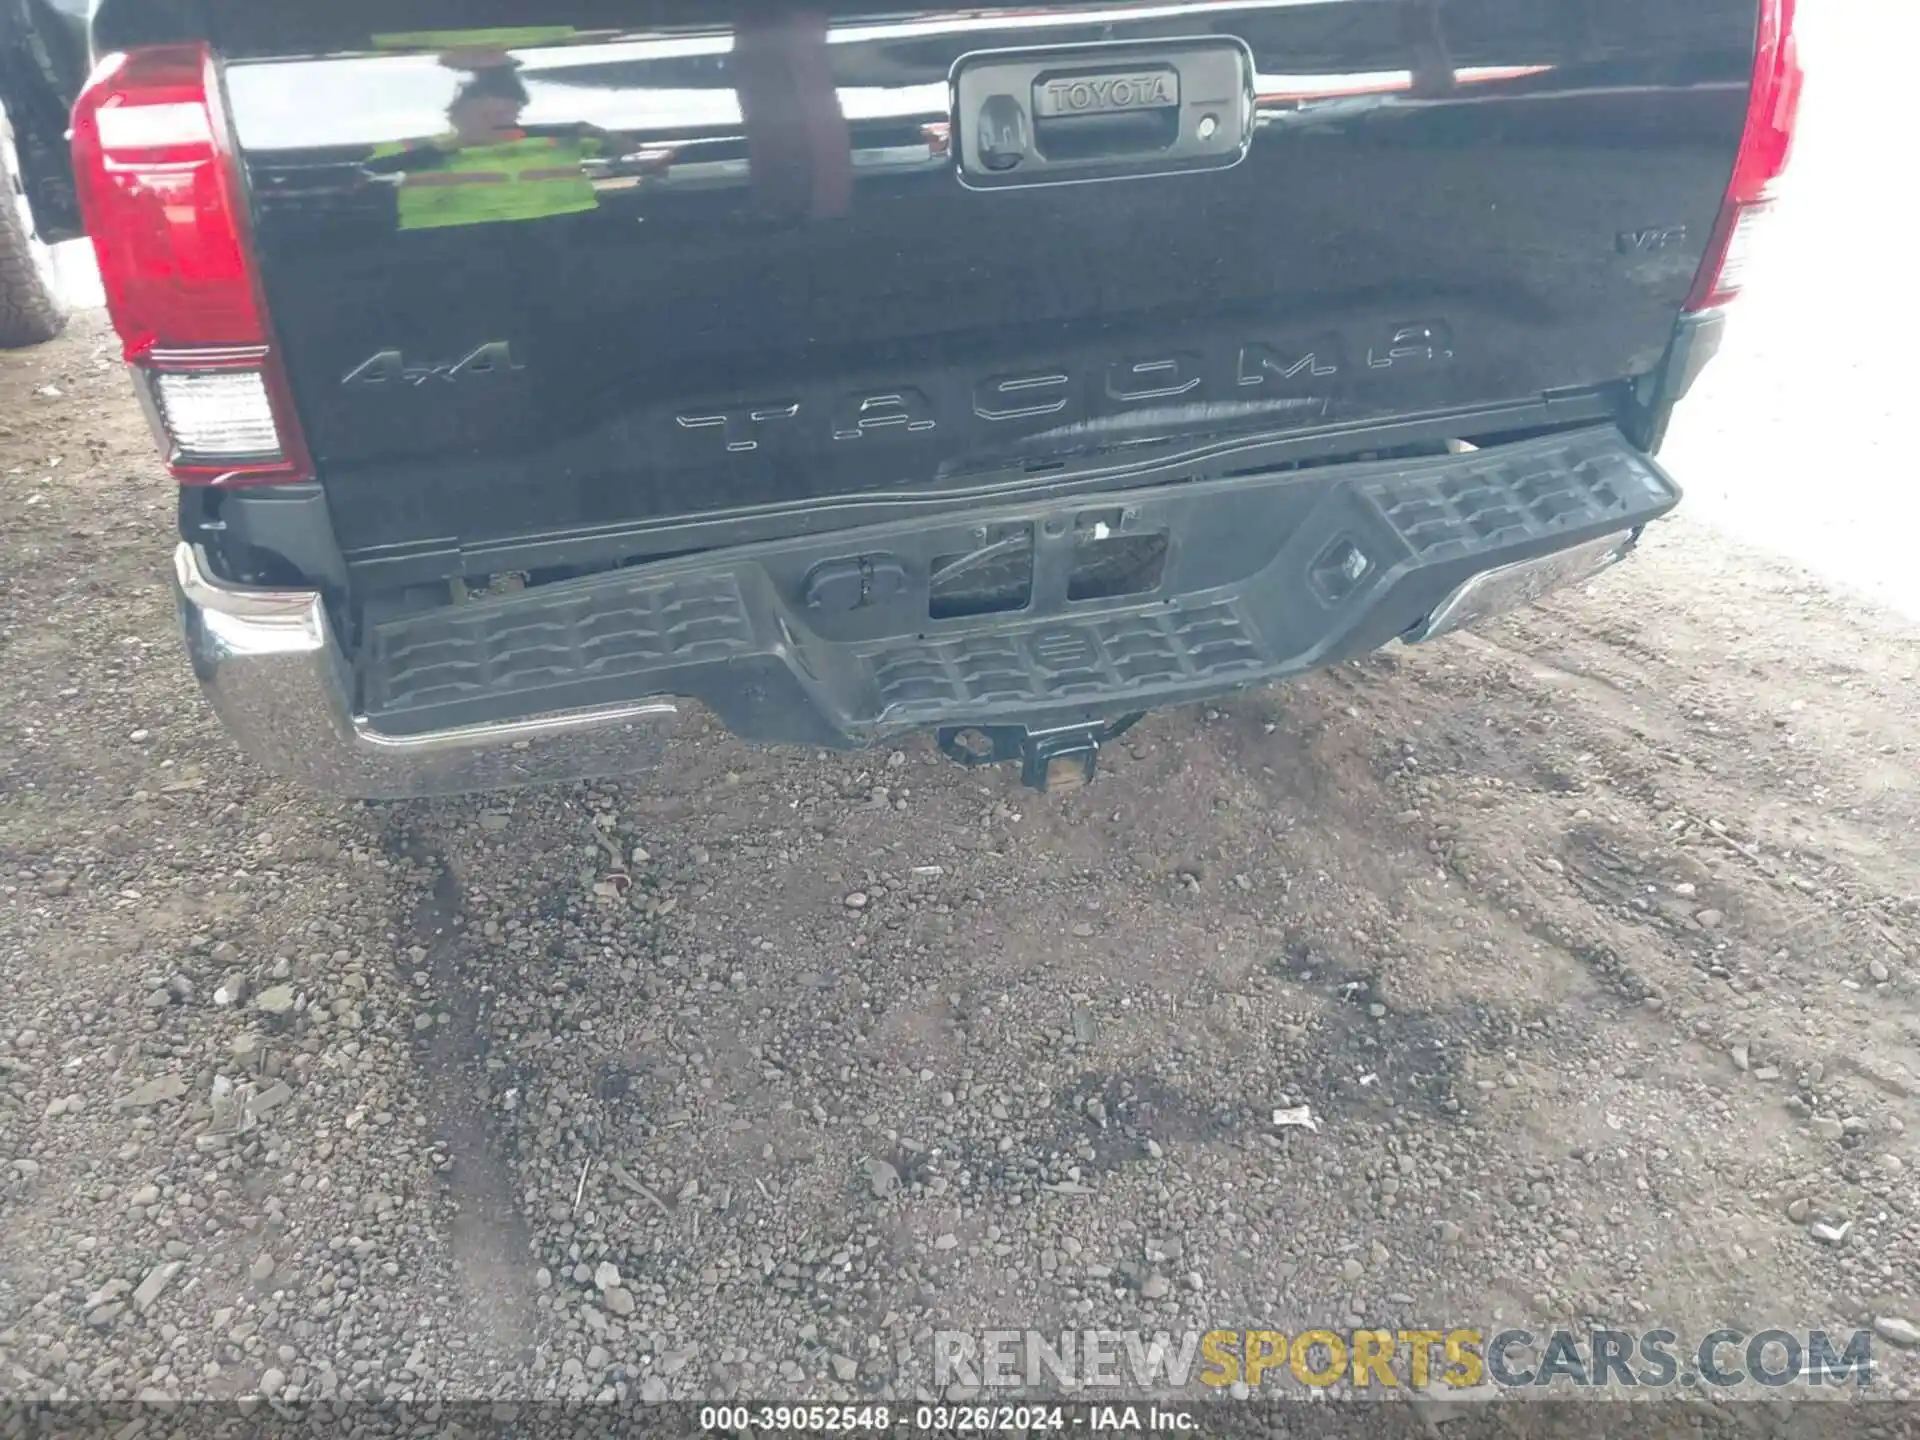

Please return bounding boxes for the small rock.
[1697,908,1724,929]
[117,1074,188,1110]
[254,984,296,1016]
[1785,1197,1811,1224]
[1672,882,1697,897]
[249,1254,275,1283]
[603,1286,635,1316]
[1071,922,1095,938]
[132,1262,182,1315]
[843,891,869,910]
[640,1377,668,1404]
[594,1261,621,1292]
[477,812,509,833]
[1140,1274,1171,1301]
[1812,1116,1845,1142]
[1869,959,1891,983]
[1070,1007,1099,1045]
[1730,1042,1750,1073]
[934,1233,958,1251]
[259,1367,287,1398]
[1809,1220,1851,1247]
[832,1354,858,1382]
[128,1184,160,1208]
[84,1279,132,1311]
[866,1158,900,1199]
[213,973,250,1007]
[251,1081,293,1117]
[1874,1317,1920,1349]
[1341,1257,1364,1281]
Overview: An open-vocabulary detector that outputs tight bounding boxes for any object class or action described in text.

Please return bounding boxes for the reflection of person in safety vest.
[365,63,610,230]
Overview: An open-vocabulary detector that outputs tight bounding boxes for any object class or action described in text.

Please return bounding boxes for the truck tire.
[1,107,68,349]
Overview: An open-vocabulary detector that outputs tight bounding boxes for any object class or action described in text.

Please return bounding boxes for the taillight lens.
[70,45,310,484]
[1684,0,1803,312]
[147,360,284,468]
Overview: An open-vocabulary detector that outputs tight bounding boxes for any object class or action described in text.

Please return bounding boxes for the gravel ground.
[4,305,1920,1431]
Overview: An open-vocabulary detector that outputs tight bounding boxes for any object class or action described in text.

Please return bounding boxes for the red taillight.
[71,45,310,484]
[1684,0,1804,312]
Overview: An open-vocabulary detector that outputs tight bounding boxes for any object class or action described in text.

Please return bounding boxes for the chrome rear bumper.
[172,544,682,799]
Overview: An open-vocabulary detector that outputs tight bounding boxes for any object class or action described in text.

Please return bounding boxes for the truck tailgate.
[188,0,1756,581]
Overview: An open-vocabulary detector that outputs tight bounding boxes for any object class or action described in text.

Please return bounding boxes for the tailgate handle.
[1030,68,1182,160]
[955,39,1253,189]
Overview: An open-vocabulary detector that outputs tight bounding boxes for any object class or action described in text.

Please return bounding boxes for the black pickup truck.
[20,0,1799,796]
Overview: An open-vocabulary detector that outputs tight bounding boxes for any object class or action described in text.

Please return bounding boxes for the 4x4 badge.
[342,342,523,387]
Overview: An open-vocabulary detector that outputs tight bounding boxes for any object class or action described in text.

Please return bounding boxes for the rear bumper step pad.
[362,425,1674,741]
[176,425,1677,797]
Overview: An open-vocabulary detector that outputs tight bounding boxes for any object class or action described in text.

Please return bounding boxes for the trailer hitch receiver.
[937,715,1144,791]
